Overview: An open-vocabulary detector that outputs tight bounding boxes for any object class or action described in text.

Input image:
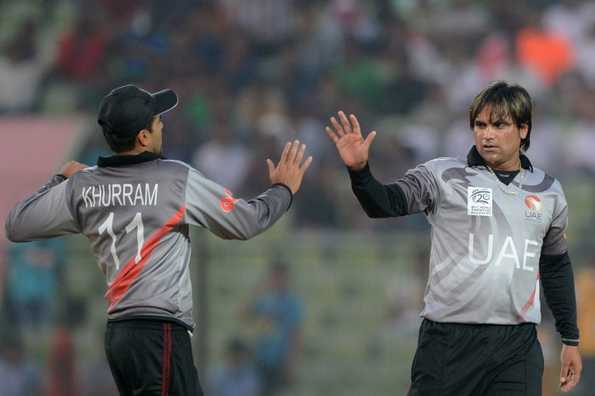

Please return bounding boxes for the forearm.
[5,175,78,242]
[348,163,408,218]
[540,252,579,346]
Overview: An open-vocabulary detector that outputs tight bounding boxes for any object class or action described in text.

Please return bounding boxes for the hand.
[325,111,377,171]
[266,140,313,194]
[560,344,582,392]
[59,161,88,178]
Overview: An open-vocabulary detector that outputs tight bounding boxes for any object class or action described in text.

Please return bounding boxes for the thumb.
[364,131,377,149]
[266,158,275,178]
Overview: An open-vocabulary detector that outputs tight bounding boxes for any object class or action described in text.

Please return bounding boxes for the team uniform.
[349,146,579,395]
[5,152,293,395]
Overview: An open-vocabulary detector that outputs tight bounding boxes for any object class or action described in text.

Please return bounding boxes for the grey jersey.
[396,156,568,325]
[5,153,292,329]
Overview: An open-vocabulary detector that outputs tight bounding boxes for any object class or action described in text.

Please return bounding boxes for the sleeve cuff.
[347,162,372,186]
[561,337,580,346]
[271,183,293,211]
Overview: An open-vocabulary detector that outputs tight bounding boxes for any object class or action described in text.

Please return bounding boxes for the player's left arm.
[5,161,86,242]
[539,186,582,392]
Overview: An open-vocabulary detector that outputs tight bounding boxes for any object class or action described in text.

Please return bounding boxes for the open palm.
[325,111,376,170]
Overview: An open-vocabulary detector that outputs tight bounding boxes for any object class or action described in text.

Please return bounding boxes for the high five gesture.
[325,111,376,171]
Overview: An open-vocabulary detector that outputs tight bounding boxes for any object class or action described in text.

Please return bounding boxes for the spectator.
[0,19,48,113]
[5,239,64,332]
[0,330,41,396]
[241,261,303,396]
[192,115,251,192]
[210,338,261,396]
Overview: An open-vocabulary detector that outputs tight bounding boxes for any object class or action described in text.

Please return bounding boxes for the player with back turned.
[325,81,581,395]
[5,84,312,395]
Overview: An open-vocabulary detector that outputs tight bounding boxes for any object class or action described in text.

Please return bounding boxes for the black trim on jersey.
[98,151,161,167]
[540,252,580,346]
[108,315,193,332]
[467,146,533,172]
[493,170,519,185]
[347,163,408,218]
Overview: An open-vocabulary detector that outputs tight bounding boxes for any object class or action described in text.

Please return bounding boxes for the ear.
[519,124,529,140]
[136,129,152,148]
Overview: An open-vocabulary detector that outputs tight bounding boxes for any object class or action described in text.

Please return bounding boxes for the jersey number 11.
[98,212,145,270]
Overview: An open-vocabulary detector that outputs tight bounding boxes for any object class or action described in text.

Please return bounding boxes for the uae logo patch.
[524,194,543,222]
[467,187,493,217]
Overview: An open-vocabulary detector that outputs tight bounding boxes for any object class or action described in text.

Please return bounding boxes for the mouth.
[481,145,498,152]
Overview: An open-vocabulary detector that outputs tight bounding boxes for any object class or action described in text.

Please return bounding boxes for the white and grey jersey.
[5,152,292,330]
[394,155,567,325]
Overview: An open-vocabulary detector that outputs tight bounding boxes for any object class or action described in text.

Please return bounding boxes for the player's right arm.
[184,140,312,240]
[5,161,87,242]
[325,111,437,218]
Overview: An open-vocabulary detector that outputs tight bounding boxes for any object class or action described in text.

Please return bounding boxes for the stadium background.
[1,0,595,395]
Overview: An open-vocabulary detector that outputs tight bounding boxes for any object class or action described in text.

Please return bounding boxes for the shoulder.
[159,159,206,178]
[424,156,466,169]
[524,166,564,195]
[66,165,98,186]
[411,157,466,179]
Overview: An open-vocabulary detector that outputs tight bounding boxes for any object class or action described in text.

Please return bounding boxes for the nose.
[482,126,496,141]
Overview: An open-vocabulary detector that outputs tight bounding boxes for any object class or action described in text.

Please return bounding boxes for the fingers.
[560,363,572,390]
[294,143,306,165]
[300,156,313,173]
[327,112,363,143]
[285,140,301,164]
[561,373,577,392]
[349,114,361,136]
[330,116,345,137]
[325,126,339,143]
[279,141,291,164]
[338,111,352,134]
[364,130,377,149]
[561,364,581,392]
[266,158,275,178]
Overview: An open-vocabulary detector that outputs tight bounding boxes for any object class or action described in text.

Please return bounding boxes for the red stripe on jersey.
[521,274,540,317]
[105,207,186,309]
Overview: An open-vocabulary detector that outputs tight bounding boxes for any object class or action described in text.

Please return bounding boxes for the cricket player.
[325,81,581,395]
[5,84,312,395]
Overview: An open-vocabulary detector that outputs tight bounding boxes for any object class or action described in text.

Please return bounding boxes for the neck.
[487,157,521,172]
[118,147,151,156]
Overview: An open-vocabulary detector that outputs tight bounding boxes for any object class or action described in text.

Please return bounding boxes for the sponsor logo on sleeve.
[467,187,493,217]
[220,189,239,213]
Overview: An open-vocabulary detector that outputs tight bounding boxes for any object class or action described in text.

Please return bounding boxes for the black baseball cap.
[97,84,178,137]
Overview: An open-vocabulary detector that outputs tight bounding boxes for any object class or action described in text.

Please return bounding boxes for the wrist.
[348,161,367,171]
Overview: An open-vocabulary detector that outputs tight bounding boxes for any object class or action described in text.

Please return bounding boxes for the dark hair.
[469,81,533,151]
[102,116,154,153]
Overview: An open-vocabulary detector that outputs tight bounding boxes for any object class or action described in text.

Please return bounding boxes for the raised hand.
[267,140,313,194]
[59,161,89,178]
[325,111,376,171]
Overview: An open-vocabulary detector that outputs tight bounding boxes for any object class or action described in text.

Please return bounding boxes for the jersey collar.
[97,151,162,167]
[466,146,533,172]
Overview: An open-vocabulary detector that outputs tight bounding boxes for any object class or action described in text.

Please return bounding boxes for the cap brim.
[151,89,178,116]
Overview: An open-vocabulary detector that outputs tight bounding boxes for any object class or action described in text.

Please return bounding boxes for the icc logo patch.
[467,187,493,217]
[524,194,543,222]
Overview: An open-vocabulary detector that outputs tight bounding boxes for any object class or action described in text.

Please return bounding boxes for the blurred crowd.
[3,0,595,231]
[2,0,595,395]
